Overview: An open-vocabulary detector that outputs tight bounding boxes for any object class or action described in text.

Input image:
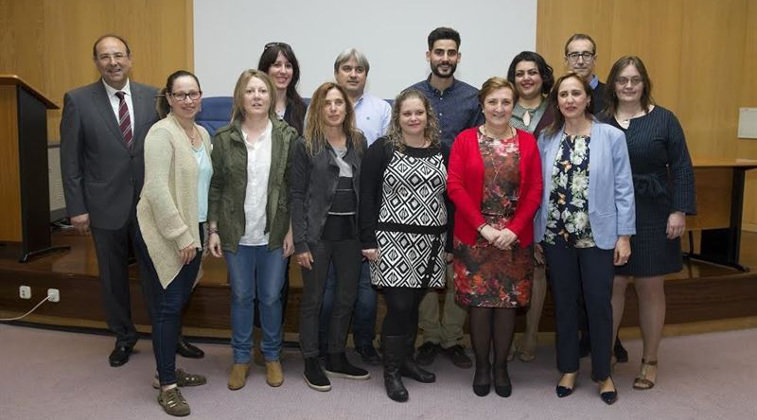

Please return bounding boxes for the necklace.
[482,124,514,140]
[184,125,201,147]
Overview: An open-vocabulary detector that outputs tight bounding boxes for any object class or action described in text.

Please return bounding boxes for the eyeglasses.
[615,77,643,86]
[170,91,202,101]
[566,51,595,62]
[264,41,291,51]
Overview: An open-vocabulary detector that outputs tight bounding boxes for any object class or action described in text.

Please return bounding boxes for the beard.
[430,62,457,78]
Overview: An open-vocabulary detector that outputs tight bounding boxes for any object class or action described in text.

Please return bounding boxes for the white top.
[239,120,273,246]
[102,79,134,138]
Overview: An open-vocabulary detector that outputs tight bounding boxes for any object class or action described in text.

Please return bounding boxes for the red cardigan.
[447,127,543,247]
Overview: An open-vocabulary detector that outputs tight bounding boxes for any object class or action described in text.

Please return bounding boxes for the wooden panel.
[537,0,756,228]
[738,1,757,230]
[0,0,194,144]
[0,86,22,241]
[686,168,732,230]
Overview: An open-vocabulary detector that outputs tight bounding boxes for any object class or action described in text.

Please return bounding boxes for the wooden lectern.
[0,74,68,262]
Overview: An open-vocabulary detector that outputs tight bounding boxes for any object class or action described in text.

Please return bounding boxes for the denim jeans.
[299,239,361,358]
[319,260,376,351]
[226,245,287,363]
[136,224,202,386]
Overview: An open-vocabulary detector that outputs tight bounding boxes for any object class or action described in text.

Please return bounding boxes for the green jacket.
[208,118,299,253]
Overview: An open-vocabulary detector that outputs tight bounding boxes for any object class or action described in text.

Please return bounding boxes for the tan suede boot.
[228,363,250,390]
[265,360,284,387]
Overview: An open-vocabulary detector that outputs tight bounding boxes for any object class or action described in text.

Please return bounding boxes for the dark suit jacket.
[60,80,159,230]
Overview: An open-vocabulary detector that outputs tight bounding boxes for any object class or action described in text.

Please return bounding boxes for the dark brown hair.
[602,55,655,119]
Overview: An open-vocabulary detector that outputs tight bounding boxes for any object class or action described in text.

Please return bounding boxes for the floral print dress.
[544,133,595,247]
[454,130,533,308]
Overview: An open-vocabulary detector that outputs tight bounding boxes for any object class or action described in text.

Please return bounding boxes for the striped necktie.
[115,91,133,148]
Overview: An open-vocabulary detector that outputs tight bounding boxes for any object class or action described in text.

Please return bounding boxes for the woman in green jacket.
[207,69,298,391]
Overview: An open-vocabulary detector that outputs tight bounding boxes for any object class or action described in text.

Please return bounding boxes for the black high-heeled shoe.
[493,366,512,397]
[555,372,578,398]
[599,377,618,405]
[472,368,491,397]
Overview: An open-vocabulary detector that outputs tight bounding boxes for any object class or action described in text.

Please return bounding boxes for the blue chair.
[196,97,233,136]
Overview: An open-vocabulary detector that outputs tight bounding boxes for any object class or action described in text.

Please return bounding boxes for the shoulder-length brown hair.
[304,82,362,156]
[385,89,440,152]
[230,69,276,123]
[544,72,594,136]
[602,55,655,119]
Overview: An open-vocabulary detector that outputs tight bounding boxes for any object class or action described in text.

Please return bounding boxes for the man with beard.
[407,27,482,369]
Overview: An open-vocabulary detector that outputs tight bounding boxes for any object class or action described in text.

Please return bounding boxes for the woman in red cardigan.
[447,77,542,397]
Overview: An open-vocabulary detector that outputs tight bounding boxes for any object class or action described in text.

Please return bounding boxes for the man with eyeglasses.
[563,33,629,363]
[60,34,161,367]
[564,33,607,114]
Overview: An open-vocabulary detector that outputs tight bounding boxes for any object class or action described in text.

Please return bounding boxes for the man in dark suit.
[60,34,160,367]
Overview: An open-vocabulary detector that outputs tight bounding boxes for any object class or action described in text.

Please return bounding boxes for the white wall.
[194,0,537,99]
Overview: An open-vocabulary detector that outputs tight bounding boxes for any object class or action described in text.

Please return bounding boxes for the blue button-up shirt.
[409,77,483,147]
[354,93,392,145]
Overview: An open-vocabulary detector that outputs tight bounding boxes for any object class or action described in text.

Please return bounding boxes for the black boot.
[401,331,436,383]
[382,335,409,402]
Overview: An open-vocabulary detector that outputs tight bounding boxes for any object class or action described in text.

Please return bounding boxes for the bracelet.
[208,228,219,235]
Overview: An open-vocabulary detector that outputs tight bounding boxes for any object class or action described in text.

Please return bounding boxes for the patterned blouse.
[545,133,596,248]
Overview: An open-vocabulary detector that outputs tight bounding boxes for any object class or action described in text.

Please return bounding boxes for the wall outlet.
[19,286,31,299]
[47,288,60,303]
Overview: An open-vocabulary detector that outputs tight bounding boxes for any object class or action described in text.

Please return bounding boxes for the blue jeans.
[136,224,202,386]
[226,245,287,363]
[319,261,376,351]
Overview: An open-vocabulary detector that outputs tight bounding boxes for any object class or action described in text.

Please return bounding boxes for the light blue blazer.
[534,121,636,250]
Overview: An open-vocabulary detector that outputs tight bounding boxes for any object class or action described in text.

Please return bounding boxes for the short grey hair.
[333,48,370,74]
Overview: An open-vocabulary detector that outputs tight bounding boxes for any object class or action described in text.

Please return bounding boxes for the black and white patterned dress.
[359,138,450,288]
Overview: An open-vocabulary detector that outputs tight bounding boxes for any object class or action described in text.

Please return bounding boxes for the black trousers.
[299,238,362,357]
[543,238,614,381]
[90,213,143,348]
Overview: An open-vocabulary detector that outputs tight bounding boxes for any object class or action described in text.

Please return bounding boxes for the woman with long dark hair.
[535,72,635,405]
[505,51,554,362]
[258,42,307,135]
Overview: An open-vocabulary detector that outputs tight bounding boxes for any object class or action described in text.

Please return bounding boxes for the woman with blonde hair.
[207,69,298,391]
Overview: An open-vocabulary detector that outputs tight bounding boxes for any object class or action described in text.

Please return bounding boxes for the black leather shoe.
[443,345,473,369]
[472,368,490,397]
[109,345,133,367]
[177,338,205,359]
[493,366,512,398]
[415,342,440,366]
[613,337,629,363]
[356,345,382,365]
